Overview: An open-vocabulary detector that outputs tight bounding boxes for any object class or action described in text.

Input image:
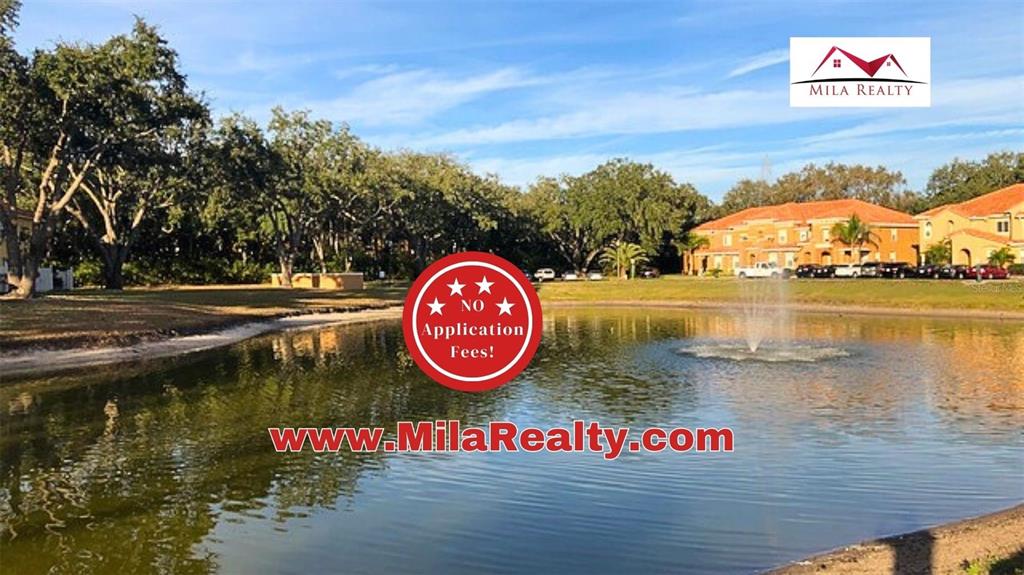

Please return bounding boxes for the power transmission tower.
[760,155,772,182]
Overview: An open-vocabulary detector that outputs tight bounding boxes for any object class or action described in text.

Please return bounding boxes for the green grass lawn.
[0,283,406,351]
[536,275,1024,312]
[2,276,1021,352]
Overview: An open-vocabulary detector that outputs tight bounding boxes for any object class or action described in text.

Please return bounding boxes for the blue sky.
[15,0,1024,201]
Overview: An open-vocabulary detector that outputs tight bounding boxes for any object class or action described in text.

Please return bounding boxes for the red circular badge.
[402,252,543,392]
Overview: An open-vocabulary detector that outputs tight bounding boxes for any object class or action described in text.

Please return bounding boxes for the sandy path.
[1,307,402,378]
[765,504,1024,574]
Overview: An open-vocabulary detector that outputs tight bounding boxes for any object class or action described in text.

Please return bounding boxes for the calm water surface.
[1,309,1022,574]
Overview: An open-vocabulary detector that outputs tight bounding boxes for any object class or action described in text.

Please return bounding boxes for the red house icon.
[812,46,908,78]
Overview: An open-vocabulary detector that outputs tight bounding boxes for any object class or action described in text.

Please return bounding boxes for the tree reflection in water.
[0,309,1021,574]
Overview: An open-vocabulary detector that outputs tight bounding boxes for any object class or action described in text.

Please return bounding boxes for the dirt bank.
[765,504,1024,575]
[0,306,402,378]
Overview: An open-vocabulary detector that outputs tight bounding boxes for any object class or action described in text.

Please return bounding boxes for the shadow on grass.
[988,550,1024,575]
[885,529,934,575]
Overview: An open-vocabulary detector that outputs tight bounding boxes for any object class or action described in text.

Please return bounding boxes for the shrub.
[71,260,105,287]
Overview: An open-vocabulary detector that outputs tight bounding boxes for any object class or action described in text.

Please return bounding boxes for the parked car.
[938,264,971,279]
[586,271,604,281]
[735,262,783,278]
[834,263,862,278]
[859,262,882,278]
[562,270,580,281]
[970,265,1010,279]
[880,261,914,279]
[534,268,556,282]
[812,265,837,278]
[794,264,819,278]
[639,267,661,279]
[915,264,943,279]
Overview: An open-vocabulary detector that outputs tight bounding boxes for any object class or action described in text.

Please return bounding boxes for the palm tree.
[924,240,952,266]
[600,240,648,279]
[988,247,1016,268]
[830,215,878,263]
[675,233,711,276]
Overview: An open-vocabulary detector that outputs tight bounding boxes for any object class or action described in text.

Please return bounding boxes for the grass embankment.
[0,284,405,352]
[537,276,1024,313]
[2,276,1021,353]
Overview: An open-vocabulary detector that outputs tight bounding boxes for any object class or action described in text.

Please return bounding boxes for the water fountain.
[738,275,790,353]
[677,275,849,363]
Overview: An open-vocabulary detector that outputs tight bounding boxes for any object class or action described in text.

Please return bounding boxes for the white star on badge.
[427,297,445,315]
[496,297,514,316]
[446,278,465,296]
[475,276,494,294]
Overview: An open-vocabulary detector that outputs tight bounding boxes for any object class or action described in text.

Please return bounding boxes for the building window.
[713,255,723,269]
[724,234,732,247]
[891,229,898,241]
[889,252,896,261]
[822,229,831,241]
[833,59,841,68]
[997,220,1009,233]
[799,230,808,242]
[731,256,739,269]
[778,230,787,244]
[924,222,932,239]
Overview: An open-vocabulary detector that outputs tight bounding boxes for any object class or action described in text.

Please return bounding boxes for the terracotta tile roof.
[918,183,1024,218]
[696,199,915,231]
[948,228,1019,245]
[916,205,948,217]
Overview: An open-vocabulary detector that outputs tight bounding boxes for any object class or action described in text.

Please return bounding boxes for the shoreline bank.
[5,296,1023,378]
[0,306,402,379]
[543,300,1024,321]
[765,504,1024,574]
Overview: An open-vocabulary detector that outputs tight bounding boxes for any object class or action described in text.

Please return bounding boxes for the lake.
[1,308,1021,574]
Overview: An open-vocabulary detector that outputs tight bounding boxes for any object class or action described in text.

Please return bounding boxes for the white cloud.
[799,75,1024,145]
[404,87,842,147]
[332,63,403,80]
[310,67,543,127]
[726,49,789,78]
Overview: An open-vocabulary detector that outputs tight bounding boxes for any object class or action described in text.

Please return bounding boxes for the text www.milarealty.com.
[268,420,734,460]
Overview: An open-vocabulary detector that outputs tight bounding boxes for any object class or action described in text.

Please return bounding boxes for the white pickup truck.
[735,262,784,278]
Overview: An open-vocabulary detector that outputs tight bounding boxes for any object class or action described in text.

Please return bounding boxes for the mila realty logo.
[790,37,930,107]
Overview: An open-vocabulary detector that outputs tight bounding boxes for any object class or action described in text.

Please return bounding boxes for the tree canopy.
[2,7,1019,294]
[919,152,1024,211]
[721,163,918,214]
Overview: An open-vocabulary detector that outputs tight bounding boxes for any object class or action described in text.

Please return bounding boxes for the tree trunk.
[99,244,128,290]
[278,252,294,287]
[4,222,50,299]
[7,257,38,298]
[312,237,328,273]
[581,248,602,273]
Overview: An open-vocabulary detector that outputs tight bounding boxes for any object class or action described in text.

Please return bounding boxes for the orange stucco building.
[914,183,1024,267]
[688,199,919,275]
